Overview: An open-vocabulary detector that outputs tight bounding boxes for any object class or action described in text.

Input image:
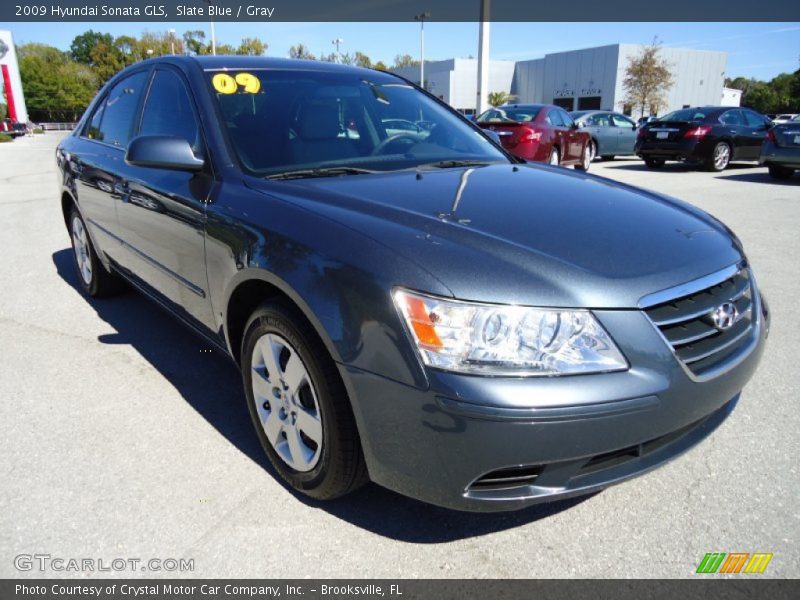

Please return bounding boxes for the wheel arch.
[223,269,344,369]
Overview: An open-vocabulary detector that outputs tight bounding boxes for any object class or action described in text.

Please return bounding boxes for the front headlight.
[393,289,628,376]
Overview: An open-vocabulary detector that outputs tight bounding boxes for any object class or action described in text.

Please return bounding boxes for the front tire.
[706,142,731,171]
[69,207,123,297]
[768,165,794,180]
[241,301,367,500]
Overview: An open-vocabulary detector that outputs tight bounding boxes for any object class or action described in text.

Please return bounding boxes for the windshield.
[207,69,507,176]
[657,108,716,122]
[476,107,542,123]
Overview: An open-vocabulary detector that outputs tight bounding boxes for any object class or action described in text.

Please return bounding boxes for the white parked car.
[772,114,798,125]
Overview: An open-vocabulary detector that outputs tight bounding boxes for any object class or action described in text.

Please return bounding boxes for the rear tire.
[241,300,368,500]
[644,158,665,169]
[69,207,124,297]
[548,147,560,166]
[768,165,794,180]
[706,142,731,171]
[574,141,592,171]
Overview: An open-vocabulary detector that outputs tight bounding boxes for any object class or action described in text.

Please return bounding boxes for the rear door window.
[720,110,744,126]
[546,109,564,126]
[86,71,148,147]
[559,110,575,128]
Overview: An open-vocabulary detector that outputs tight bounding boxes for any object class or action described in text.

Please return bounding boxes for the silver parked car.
[571,110,638,160]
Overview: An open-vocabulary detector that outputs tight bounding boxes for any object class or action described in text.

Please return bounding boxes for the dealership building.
[392,58,516,114]
[393,44,733,117]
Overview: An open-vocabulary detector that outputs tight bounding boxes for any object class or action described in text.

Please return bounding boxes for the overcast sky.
[4,21,799,80]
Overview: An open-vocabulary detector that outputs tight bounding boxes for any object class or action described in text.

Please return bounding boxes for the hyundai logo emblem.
[712,302,738,330]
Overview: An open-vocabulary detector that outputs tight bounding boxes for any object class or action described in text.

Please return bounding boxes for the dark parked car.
[760,114,800,179]
[1,118,27,138]
[476,104,592,170]
[570,110,638,160]
[636,107,772,171]
[57,57,768,512]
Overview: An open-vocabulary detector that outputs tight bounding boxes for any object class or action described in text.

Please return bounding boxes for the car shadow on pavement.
[718,172,799,185]
[604,161,763,173]
[53,248,594,543]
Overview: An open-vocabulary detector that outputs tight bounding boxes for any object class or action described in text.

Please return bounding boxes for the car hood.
[246,164,743,308]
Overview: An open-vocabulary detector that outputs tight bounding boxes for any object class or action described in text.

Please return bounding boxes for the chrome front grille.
[644,267,756,377]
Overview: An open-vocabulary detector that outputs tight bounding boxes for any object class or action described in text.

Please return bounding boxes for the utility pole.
[169,28,176,55]
[204,1,217,55]
[476,0,490,115]
[332,38,343,62]
[414,12,430,90]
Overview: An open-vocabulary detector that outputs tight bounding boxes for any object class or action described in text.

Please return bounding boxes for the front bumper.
[342,288,769,512]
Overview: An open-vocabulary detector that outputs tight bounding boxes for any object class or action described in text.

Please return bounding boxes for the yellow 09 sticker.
[212,72,262,95]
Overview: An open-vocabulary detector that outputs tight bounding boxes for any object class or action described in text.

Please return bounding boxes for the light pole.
[169,28,176,55]
[332,38,343,62]
[476,0,491,115]
[204,0,217,55]
[414,12,430,89]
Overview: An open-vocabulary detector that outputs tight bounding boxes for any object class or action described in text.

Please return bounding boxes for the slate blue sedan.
[570,110,638,160]
[56,57,768,511]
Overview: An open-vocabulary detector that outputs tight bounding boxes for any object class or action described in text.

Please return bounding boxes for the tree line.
[2,28,420,122]
[725,72,800,114]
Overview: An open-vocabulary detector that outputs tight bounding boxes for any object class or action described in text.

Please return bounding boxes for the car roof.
[134,54,386,77]
[498,104,549,110]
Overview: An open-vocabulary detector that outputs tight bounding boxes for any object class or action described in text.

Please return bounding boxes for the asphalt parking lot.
[1,133,798,579]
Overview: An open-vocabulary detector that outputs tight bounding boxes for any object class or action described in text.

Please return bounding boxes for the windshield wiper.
[266,166,377,180]
[415,159,497,170]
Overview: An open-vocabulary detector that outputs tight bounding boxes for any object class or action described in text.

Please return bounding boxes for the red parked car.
[476,104,592,170]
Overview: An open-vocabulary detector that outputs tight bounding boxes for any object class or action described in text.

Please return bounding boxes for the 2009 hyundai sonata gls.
[56,57,768,511]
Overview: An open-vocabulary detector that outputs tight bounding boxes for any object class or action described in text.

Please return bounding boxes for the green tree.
[373,60,388,71]
[726,70,800,113]
[353,51,372,68]
[488,91,516,107]
[183,30,209,55]
[393,54,419,69]
[236,37,267,56]
[622,40,674,117]
[69,30,114,64]
[18,43,98,121]
[289,44,315,60]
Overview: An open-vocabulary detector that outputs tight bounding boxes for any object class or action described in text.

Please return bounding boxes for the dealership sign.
[0,30,28,123]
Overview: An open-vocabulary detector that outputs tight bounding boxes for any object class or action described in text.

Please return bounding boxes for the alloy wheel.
[583,143,593,169]
[250,332,323,472]
[71,216,92,285]
[713,143,731,170]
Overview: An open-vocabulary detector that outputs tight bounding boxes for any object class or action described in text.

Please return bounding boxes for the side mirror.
[126,135,204,172]
[575,121,585,129]
[484,130,502,145]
